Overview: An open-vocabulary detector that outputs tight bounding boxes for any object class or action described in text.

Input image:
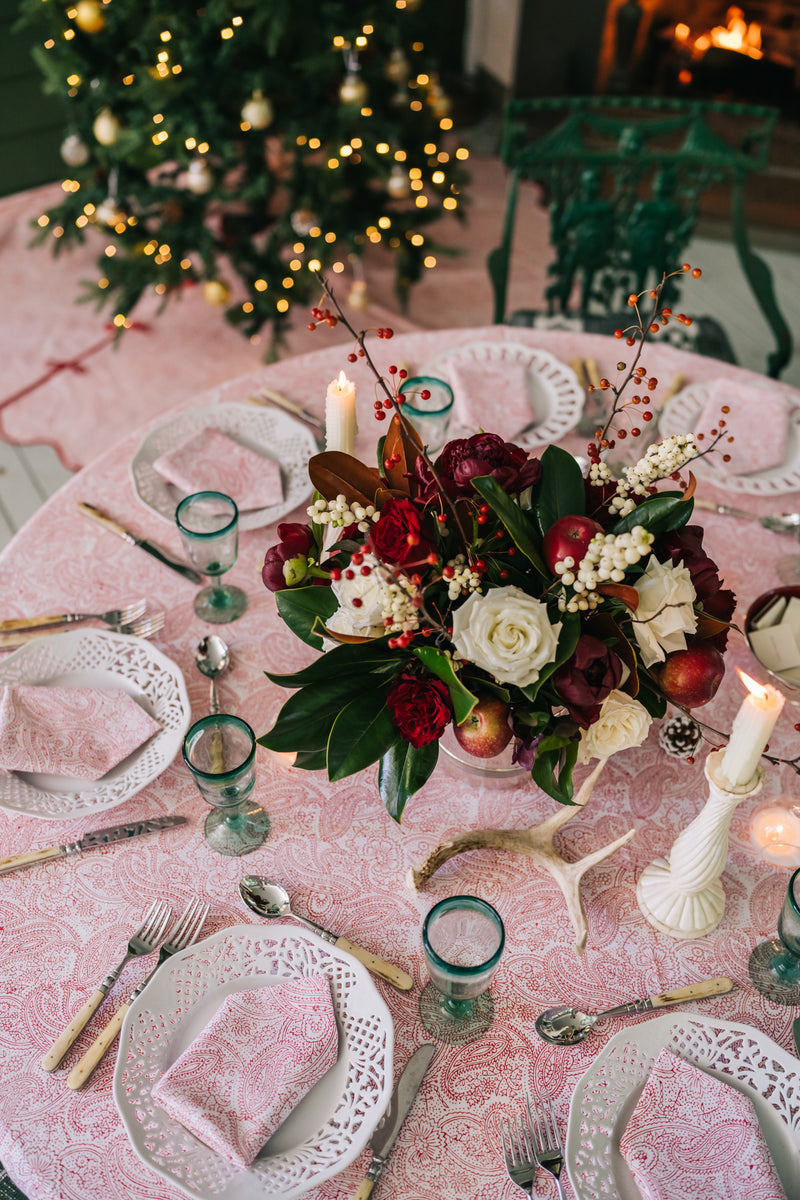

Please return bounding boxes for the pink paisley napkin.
[696,379,789,476]
[152,975,338,1169]
[153,427,283,509]
[449,361,533,443]
[0,685,160,779]
[620,1048,786,1200]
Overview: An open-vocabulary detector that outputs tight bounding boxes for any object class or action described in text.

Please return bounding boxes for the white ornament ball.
[387,164,410,199]
[347,279,369,311]
[92,107,121,146]
[338,72,368,107]
[60,133,90,167]
[290,208,318,236]
[95,198,124,225]
[185,158,214,195]
[241,90,273,130]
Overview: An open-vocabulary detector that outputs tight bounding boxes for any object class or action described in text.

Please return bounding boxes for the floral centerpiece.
[259,270,735,820]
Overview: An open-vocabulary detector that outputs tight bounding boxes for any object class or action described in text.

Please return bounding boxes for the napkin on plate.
[619,1048,786,1200]
[0,685,160,779]
[153,427,284,510]
[151,974,338,1170]
[695,380,790,476]
[448,361,534,443]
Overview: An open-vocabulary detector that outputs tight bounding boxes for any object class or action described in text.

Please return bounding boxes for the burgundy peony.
[370,497,434,566]
[415,432,542,501]
[386,672,451,748]
[660,525,736,651]
[552,634,623,729]
[262,523,314,592]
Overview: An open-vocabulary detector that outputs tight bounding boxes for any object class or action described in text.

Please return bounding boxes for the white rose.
[630,556,697,668]
[329,553,387,637]
[577,688,652,764]
[451,585,561,689]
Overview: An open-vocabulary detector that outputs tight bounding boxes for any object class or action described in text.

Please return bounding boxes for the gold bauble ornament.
[203,280,231,306]
[347,279,369,311]
[241,89,273,130]
[75,0,105,33]
[60,133,90,167]
[95,197,125,225]
[92,107,121,146]
[338,71,368,107]
[384,48,409,84]
[185,158,214,195]
[387,164,411,200]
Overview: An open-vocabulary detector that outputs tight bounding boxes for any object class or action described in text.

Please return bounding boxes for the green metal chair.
[488,96,792,379]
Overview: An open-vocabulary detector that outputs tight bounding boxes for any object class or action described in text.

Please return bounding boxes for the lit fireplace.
[673,6,763,60]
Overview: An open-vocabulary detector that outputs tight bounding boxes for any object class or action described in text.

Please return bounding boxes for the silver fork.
[67,898,210,1090]
[0,599,147,634]
[0,611,165,650]
[501,1112,537,1197]
[41,899,172,1072]
[527,1090,567,1199]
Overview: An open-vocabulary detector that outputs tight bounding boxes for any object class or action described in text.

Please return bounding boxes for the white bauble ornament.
[185,158,214,195]
[241,89,273,130]
[338,71,368,107]
[75,0,105,33]
[384,47,409,84]
[60,133,90,167]
[203,280,231,306]
[93,108,121,146]
[290,208,318,236]
[95,197,124,225]
[347,279,368,311]
[387,164,410,199]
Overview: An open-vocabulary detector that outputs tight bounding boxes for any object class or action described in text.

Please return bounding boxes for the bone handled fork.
[67,898,210,1090]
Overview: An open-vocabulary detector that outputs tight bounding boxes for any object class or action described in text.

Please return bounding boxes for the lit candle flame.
[737,668,771,703]
[337,369,347,387]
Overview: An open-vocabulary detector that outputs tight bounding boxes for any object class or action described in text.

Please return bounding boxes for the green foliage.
[378,739,439,822]
[611,493,694,538]
[275,586,338,650]
[529,444,586,536]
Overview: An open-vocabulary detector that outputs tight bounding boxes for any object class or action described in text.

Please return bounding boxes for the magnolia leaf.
[266,639,399,688]
[313,618,376,646]
[378,739,439,822]
[412,646,478,724]
[275,586,338,650]
[471,475,547,576]
[309,451,384,507]
[292,748,327,771]
[381,412,423,495]
[611,492,693,538]
[257,676,364,753]
[327,695,398,781]
[596,583,640,611]
[683,471,697,501]
[531,735,579,805]
[532,444,586,535]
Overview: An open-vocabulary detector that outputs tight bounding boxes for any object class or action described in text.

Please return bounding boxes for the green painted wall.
[0,1,65,196]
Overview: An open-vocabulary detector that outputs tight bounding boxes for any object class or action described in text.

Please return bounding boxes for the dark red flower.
[370,497,434,566]
[262,523,314,592]
[414,432,542,501]
[386,672,451,748]
[660,525,736,651]
[552,635,622,729]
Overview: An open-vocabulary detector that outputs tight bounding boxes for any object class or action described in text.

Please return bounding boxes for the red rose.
[414,432,542,501]
[386,672,451,748]
[262,523,314,592]
[552,634,622,729]
[370,497,434,566]
[661,525,736,651]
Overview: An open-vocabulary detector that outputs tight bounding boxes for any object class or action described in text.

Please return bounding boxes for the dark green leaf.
[520,611,581,703]
[275,586,338,651]
[531,445,586,537]
[412,646,478,724]
[327,696,398,781]
[471,476,547,576]
[378,739,439,822]
[634,673,668,719]
[292,748,327,771]
[532,735,579,804]
[258,675,382,752]
[611,493,693,538]
[266,638,400,688]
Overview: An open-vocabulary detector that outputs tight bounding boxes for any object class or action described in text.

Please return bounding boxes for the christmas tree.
[17,0,469,348]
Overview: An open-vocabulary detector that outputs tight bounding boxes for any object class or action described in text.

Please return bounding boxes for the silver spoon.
[238,875,414,992]
[194,635,230,713]
[694,499,800,536]
[535,976,734,1046]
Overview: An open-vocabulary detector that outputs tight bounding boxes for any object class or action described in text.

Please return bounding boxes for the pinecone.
[658,713,701,759]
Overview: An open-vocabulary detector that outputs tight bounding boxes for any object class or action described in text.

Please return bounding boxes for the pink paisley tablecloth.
[0,326,799,1200]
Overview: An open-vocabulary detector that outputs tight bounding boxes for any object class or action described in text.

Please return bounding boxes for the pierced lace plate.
[418,341,584,448]
[114,924,394,1200]
[0,630,190,820]
[566,1014,800,1200]
[659,382,800,495]
[131,403,318,531]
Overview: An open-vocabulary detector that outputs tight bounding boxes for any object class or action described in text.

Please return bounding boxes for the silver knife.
[0,815,187,875]
[353,1043,436,1199]
[78,502,203,583]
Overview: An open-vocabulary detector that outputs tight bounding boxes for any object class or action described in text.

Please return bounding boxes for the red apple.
[543,514,604,573]
[658,643,725,708]
[453,694,513,758]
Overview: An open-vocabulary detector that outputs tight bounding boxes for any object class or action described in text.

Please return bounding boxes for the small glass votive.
[182,714,270,856]
[400,375,454,453]
[750,796,800,868]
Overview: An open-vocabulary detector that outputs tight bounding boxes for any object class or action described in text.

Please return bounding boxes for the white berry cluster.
[307,494,380,533]
[379,570,422,634]
[609,435,698,516]
[445,554,483,601]
[555,526,654,614]
[588,460,614,489]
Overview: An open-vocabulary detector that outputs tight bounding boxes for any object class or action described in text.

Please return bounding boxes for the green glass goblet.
[182,714,271,856]
[419,895,505,1045]
[176,491,248,624]
[748,867,800,1004]
[400,375,454,454]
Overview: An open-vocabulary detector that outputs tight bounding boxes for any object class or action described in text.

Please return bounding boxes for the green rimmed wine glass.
[419,895,505,1045]
[176,491,248,624]
[182,714,271,856]
[748,867,800,1004]
[400,375,454,453]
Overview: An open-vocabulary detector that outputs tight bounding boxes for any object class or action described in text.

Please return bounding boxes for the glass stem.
[772,950,800,980]
[439,994,476,1020]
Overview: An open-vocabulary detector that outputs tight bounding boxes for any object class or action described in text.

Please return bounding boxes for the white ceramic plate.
[658,382,800,495]
[566,1013,800,1200]
[417,340,584,448]
[131,403,318,531]
[0,629,190,820]
[114,924,394,1200]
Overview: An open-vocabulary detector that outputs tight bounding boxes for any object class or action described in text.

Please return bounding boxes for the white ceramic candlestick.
[637,749,763,939]
[325,371,357,456]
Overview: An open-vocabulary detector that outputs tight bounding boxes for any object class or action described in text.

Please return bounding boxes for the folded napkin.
[696,380,789,476]
[153,428,283,510]
[152,975,338,1169]
[449,361,534,444]
[0,685,160,779]
[620,1048,786,1200]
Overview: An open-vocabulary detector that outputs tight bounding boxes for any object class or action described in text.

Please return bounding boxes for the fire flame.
[337,369,348,387]
[674,6,763,60]
[737,668,771,702]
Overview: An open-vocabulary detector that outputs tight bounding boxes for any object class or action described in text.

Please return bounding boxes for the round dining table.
[0,324,798,1200]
